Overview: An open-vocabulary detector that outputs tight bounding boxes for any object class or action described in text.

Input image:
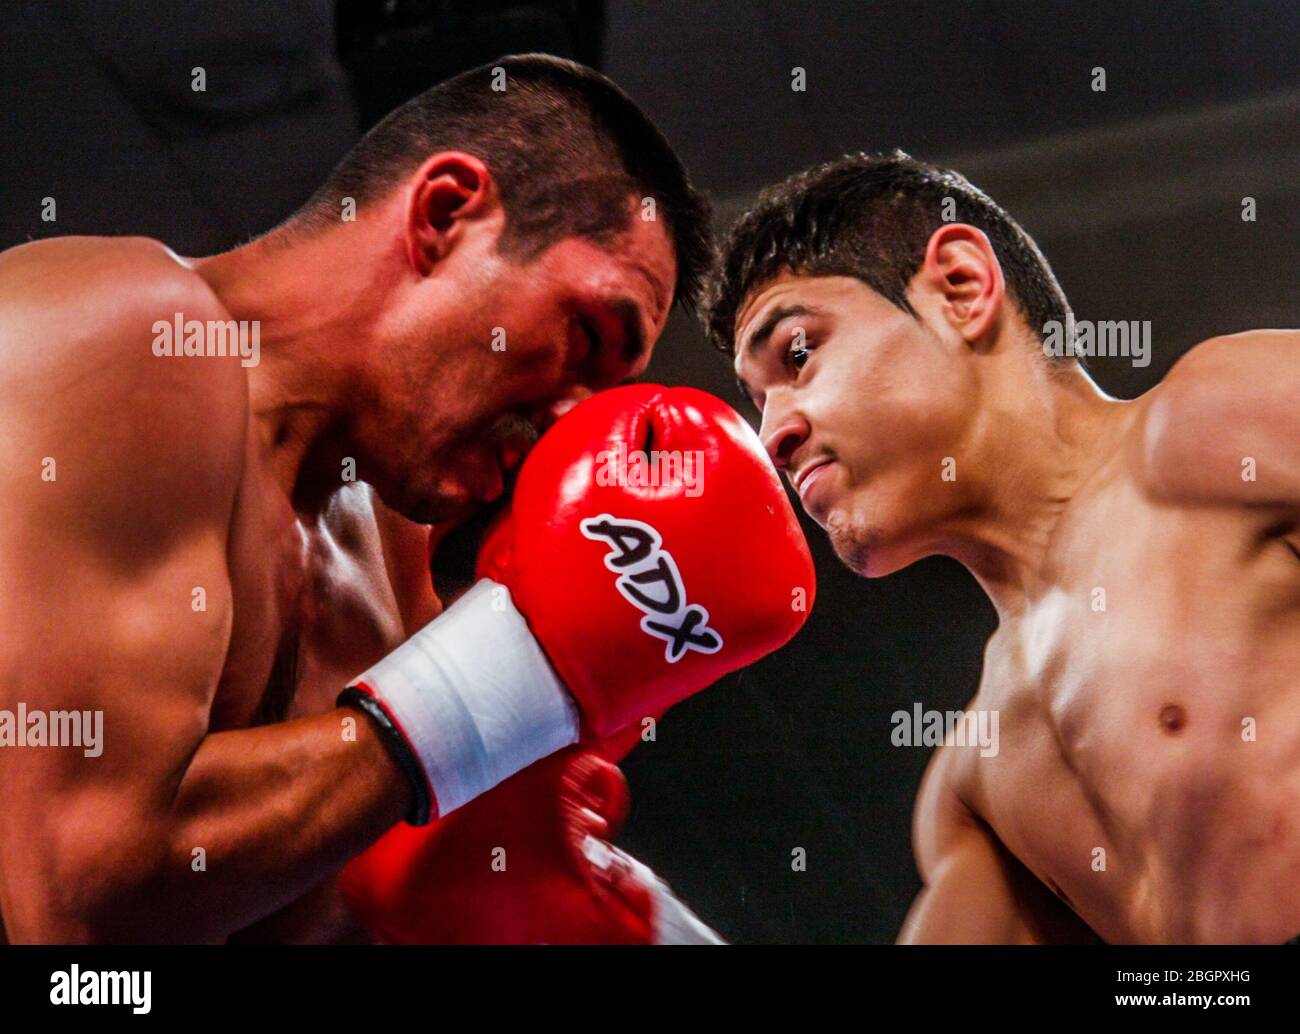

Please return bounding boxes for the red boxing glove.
[341,747,721,944]
[476,383,815,736]
[342,385,814,821]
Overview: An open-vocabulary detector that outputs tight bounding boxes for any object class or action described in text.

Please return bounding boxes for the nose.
[760,404,810,474]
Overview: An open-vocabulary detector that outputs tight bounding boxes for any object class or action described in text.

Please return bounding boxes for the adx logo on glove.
[580,515,722,663]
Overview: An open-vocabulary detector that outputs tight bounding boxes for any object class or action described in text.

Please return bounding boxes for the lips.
[793,458,833,498]
[792,458,837,523]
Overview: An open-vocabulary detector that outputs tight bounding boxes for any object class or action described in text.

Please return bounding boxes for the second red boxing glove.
[341,747,722,944]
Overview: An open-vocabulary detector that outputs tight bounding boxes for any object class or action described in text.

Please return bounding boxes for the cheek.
[499,293,565,366]
[473,312,565,395]
[502,333,568,397]
[808,350,889,449]
[468,273,554,359]
[814,351,959,468]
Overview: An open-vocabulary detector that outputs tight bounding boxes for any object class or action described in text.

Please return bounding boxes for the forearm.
[51,709,409,943]
[228,875,378,944]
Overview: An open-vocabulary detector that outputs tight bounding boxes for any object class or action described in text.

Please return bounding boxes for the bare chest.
[213,476,412,731]
[958,505,1300,938]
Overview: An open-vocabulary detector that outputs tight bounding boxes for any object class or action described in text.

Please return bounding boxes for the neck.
[933,351,1132,618]
[192,220,399,509]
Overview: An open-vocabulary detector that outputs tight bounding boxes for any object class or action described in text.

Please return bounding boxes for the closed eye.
[576,316,601,362]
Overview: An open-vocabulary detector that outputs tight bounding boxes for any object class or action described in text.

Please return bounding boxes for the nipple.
[1158,703,1187,733]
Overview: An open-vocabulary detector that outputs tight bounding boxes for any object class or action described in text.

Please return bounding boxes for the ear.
[915,224,1005,345]
[403,151,496,276]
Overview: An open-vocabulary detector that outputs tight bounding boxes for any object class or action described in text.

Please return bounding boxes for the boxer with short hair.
[711,150,1300,943]
[0,54,815,943]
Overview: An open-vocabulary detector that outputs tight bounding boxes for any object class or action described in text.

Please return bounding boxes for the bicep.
[900,822,1045,944]
[0,503,234,939]
[0,323,244,879]
[0,508,233,838]
[904,755,1033,943]
[904,751,1092,944]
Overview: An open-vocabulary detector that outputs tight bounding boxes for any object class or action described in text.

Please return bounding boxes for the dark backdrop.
[3,0,1297,943]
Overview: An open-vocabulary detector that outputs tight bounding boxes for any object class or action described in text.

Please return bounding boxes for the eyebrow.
[738,303,818,361]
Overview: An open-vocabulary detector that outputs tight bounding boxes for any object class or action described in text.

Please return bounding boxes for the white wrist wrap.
[351,579,579,815]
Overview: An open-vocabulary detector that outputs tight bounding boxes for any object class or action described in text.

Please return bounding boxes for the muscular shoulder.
[0,237,248,561]
[1157,330,1299,396]
[1,235,228,349]
[1137,330,1300,509]
[1,234,209,301]
[0,235,237,377]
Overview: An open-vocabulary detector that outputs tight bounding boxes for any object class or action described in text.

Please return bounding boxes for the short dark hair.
[705,150,1069,352]
[296,53,713,312]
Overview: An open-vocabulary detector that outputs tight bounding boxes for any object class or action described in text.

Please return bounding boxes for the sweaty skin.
[0,156,674,942]
[732,229,1300,944]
